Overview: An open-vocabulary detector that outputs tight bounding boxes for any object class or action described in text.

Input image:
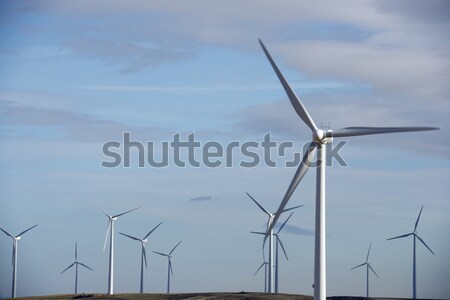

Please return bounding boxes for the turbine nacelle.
[313,129,333,144]
[15,237,21,241]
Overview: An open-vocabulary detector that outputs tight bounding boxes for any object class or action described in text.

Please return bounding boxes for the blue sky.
[0,1,449,298]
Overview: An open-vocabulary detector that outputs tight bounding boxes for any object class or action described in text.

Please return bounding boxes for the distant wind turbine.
[120,221,163,293]
[101,207,140,295]
[351,242,378,297]
[251,212,295,293]
[254,261,269,293]
[246,192,302,293]
[60,242,93,294]
[258,39,439,300]
[0,224,38,299]
[387,206,434,299]
[153,241,182,293]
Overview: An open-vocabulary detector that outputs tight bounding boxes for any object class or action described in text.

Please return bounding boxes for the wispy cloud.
[0,99,166,142]
[74,81,361,93]
[65,39,194,73]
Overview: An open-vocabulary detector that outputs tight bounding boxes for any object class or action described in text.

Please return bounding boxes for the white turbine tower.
[120,221,163,293]
[0,224,38,299]
[251,212,295,293]
[60,242,93,294]
[153,241,182,293]
[351,242,378,297]
[387,206,434,299]
[101,207,140,295]
[258,39,439,300]
[246,192,302,293]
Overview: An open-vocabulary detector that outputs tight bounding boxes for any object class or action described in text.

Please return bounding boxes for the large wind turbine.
[120,221,163,293]
[101,207,140,295]
[0,224,38,298]
[351,242,378,297]
[153,241,182,293]
[251,212,295,293]
[258,39,439,300]
[246,192,302,293]
[387,206,434,299]
[60,242,93,294]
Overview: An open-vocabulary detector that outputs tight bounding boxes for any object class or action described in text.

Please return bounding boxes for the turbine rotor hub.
[313,129,333,144]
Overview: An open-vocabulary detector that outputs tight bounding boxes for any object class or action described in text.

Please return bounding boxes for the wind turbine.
[251,212,295,293]
[254,261,269,293]
[60,242,93,294]
[387,206,434,299]
[101,207,140,295]
[0,224,38,298]
[351,242,378,297]
[153,241,182,293]
[246,192,302,293]
[120,221,163,293]
[258,39,439,300]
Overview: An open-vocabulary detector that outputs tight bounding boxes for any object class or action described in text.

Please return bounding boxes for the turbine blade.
[153,251,168,257]
[368,264,379,277]
[0,227,14,239]
[366,242,372,262]
[281,204,303,213]
[268,142,317,234]
[253,262,265,276]
[246,192,271,216]
[143,244,148,269]
[12,241,15,266]
[103,220,111,252]
[386,233,413,241]
[350,262,366,270]
[113,206,140,218]
[278,237,289,261]
[78,262,93,271]
[75,242,78,261]
[144,221,163,240]
[250,231,266,235]
[330,127,439,138]
[259,39,317,131]
[169,259,173,276]
[16,224,38,237]
[100,207,111,219]
[415,234,435,255]
[119,232,141,241]
[414,206,424,231]
[169,240,182,255]
[277,212,294,234]
[60,262,76,274]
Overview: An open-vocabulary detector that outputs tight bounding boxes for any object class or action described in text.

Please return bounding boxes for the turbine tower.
[101,207,140,295]
[0,224,38,299]
[351,242,378,297]
[387,206,434,299]
[258,39,439,300]
[246,192,302,293]
[251,212,295,293]
[153,241,182,293]
[60,242,93,294]
[120,221,163,293]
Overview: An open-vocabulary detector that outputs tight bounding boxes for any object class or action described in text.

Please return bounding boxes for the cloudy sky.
[0,1,449,298]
